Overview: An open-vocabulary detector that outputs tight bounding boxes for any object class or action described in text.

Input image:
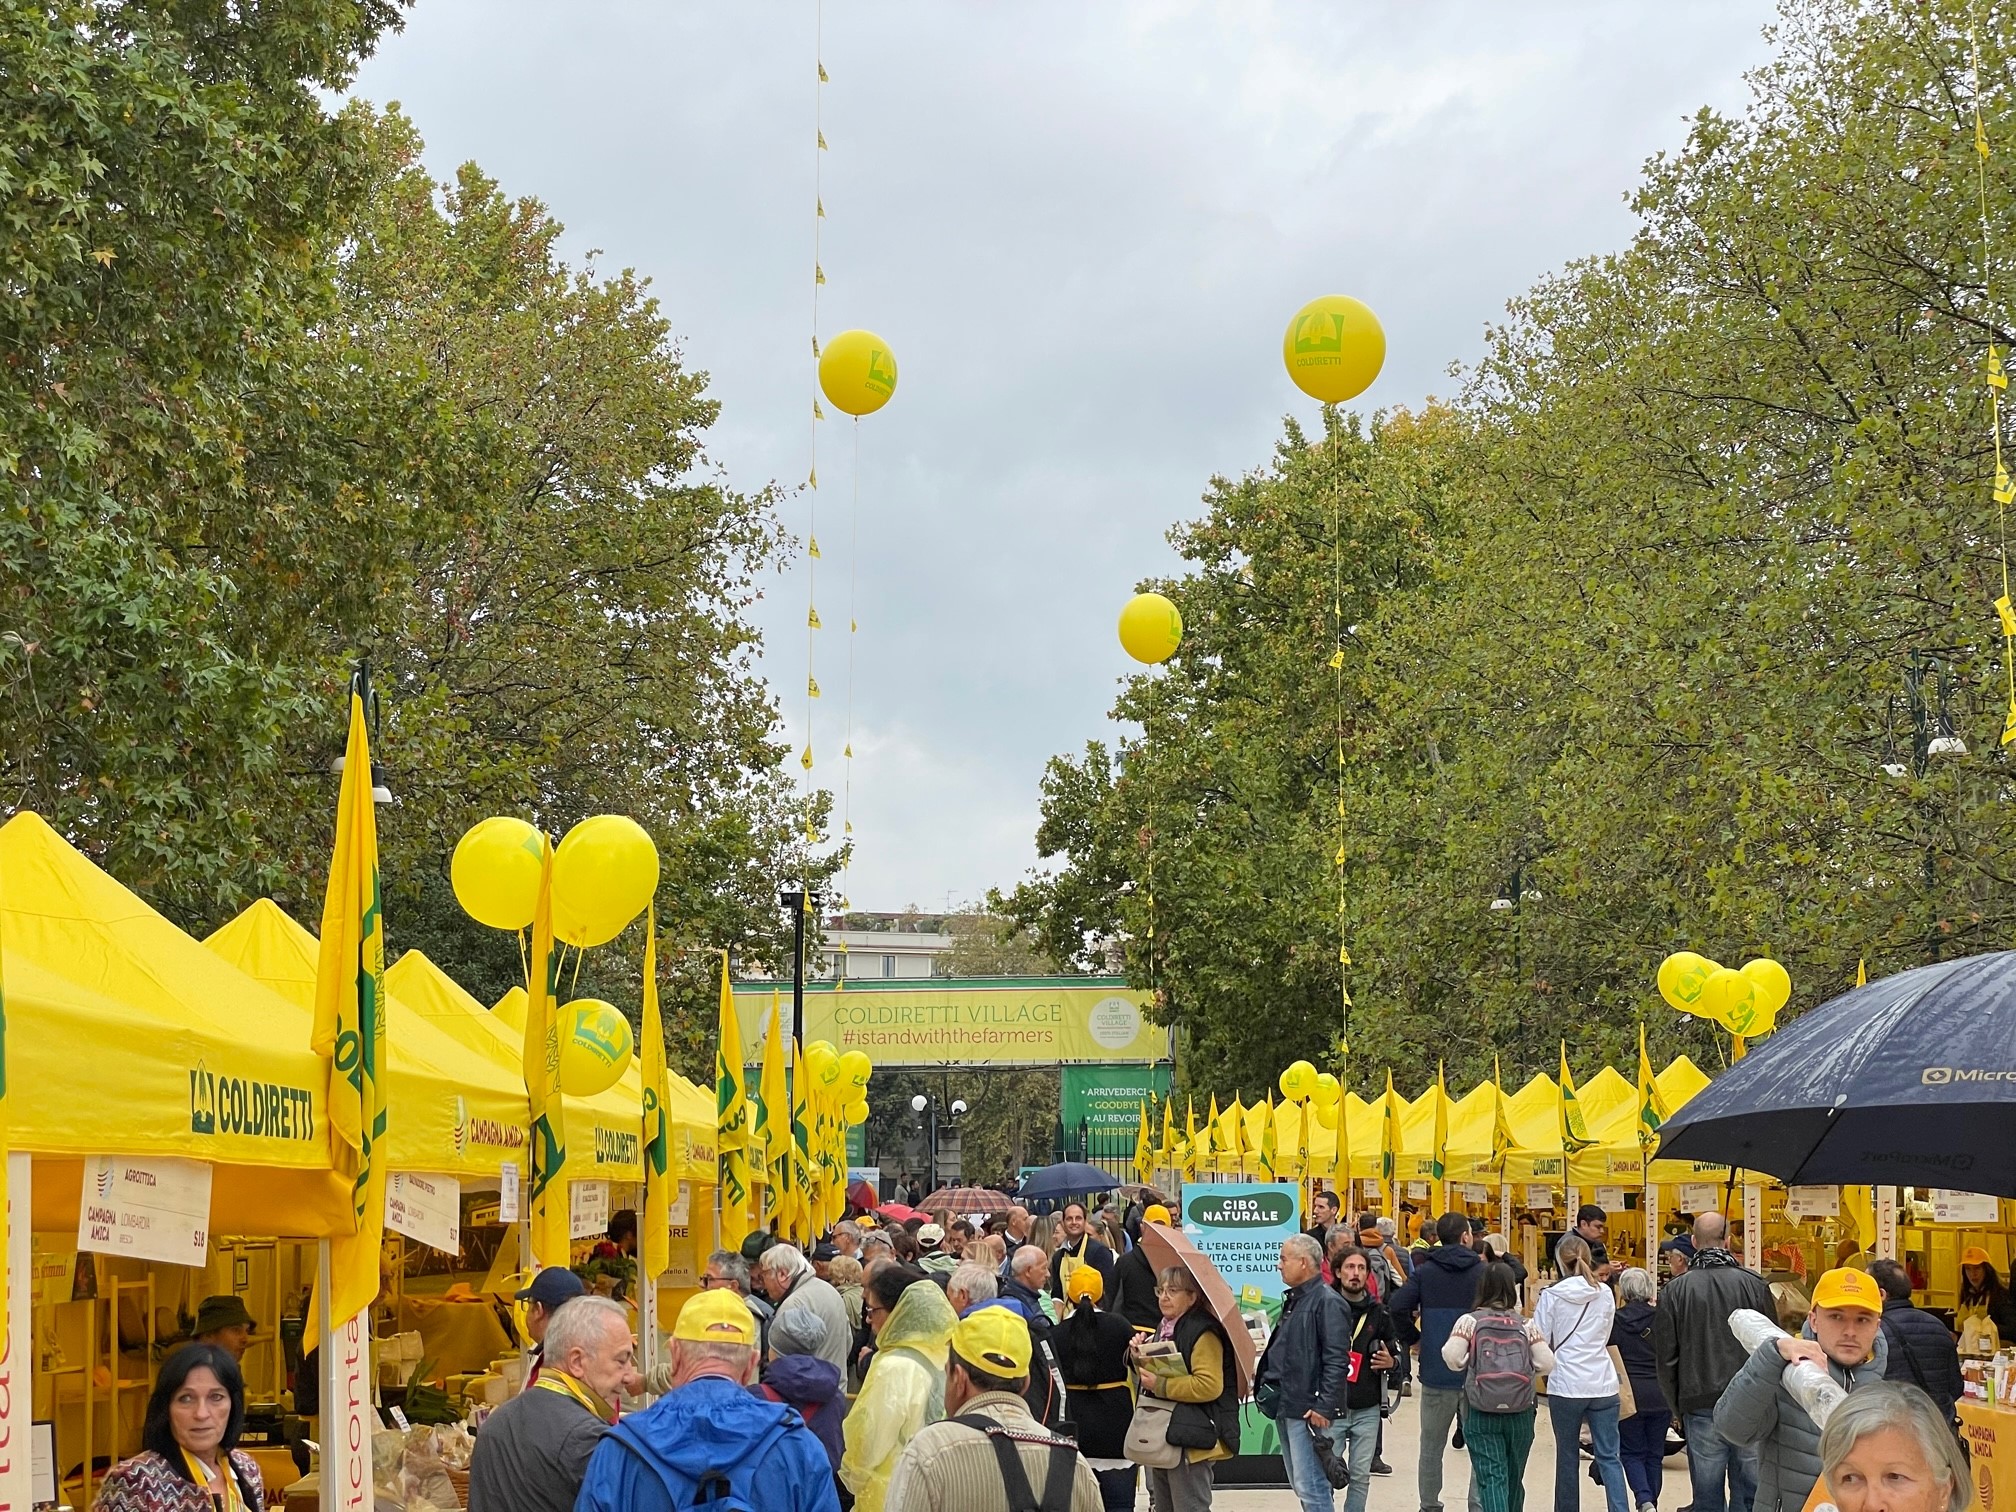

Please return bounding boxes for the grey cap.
[769,1306,829,1357]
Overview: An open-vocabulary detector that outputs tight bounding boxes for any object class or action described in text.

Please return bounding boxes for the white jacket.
[1532,1276,1618,1398]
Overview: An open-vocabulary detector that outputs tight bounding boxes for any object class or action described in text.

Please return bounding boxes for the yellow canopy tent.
[389,952,713,1185]
[1500,1074,1566,1184]
[0,812,350,1236]
[1568,1067,1644,1184]
[1441,1080,1502,1183]
[206,902,529,1179]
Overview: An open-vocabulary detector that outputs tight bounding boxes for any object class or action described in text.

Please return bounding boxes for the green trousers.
[1462,1405,1538,1512]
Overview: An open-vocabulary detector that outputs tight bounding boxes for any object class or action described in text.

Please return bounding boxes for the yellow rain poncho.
[840,1276,957,1512]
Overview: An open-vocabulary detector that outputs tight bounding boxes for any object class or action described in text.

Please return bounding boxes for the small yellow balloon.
[558,998,632,1097]
[839,1050,871,1092]
[818,328,898,417]
[1315,1101,1338,1130]
[550,815,660,948]
[1313,1073,1341,1107]
[1278,1060,1317,1103]
[844,1098,870,1126]
[1700,967,1756,1033]
[1657,951,1718,1016]
[1283,295,1386,405]
[1118,593,1183,665]
[1737,958,1791,1035]
[452,816,546,931]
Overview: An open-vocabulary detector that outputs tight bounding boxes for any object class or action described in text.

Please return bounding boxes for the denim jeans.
[1331,1403,1383,1512]
[1419,1386,1483,1512]
[1278,1413,1336,1512]
[1684,1407,1760,1512]
[1546,1395,1628,1512]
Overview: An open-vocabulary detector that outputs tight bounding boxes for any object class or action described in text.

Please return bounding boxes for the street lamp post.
[777,888,819,1047]
[910,1093,967,1188]
[1882,652,1966,962]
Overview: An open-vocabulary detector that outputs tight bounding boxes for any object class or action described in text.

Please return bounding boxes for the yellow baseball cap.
[674,1288,758,1346]
[1143,1205,1171,1225]
[1064,1262,1104,1305]
[1963,1246,1991,1266]
[952,1307,1032,1376]
[1811,1267,1883,1314]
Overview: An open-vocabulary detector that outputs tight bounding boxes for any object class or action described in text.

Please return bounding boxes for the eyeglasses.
[700,1274,730,1289]
[1153,1286,1195,1298]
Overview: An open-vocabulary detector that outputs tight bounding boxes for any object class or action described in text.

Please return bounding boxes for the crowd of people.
[105,1189,1992,1512]
[1255,1198,1980,1512]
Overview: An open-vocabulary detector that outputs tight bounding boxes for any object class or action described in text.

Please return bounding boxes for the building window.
[882,954,896,979]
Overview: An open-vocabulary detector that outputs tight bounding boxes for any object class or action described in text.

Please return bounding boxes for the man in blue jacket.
[575,1289,838,1512]
[1384,1211,1483,1512]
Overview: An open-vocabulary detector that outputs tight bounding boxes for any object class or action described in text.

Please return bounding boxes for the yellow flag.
[1856,958,1867,988]
[1559,1043,1592,1152]
[715,954,752,1250]
[1217,1096,1245,1176]
[641,907,670,1281]
[312,687,390,1325]
[790,1039,813,1243]
[759,991,790,1227]
[0,874,10,1349]
[1159,1098,1175,1168]
[519,831,569,1269]
[1491,1056,1516,1172]
[1133,1099,1154,1185]
[1380,1071,1403,1185]
[1637,1024,1669,1153]
[1258,1093,1278,1180]
[1430,1064,1450,1182]
[1182,1098,1200,1183]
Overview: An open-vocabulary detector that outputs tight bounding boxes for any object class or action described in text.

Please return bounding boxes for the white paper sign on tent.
[78,1155,212,1266]
[570,1181,610,1239]
[385,1173,462,1254]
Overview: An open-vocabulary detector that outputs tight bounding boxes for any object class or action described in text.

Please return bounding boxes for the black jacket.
[1880,1296,1962,1422]
[1001,1278,1068,1430]
[1652,1256,1778,1415]
[1609,1299,1668,1416]
[1110,1243,1161,1332]
[1336,1288,1399,1411]
[1384,1244,1483,1391]
[1256,1275,1352,1420]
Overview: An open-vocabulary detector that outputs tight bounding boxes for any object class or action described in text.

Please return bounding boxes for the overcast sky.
[353,3,1777,913]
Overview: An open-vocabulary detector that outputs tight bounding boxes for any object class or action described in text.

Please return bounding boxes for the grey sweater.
[1711,1329,1888,1512]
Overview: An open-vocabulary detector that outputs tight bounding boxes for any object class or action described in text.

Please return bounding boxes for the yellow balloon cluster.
[1118,592,1183,665]
[559,998,633,1096]
[1283,295,1386,405]
[1277,1061,1341,1127]
[806,1040,875,1127]
[1658,951,1791,1037]
[818,329,899,417]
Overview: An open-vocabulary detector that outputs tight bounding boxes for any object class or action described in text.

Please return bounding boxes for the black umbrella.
[1657,952,2016,1194]
[1016,1161,1121,1201]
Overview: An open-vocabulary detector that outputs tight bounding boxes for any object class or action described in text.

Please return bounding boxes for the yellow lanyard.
[535,1370,613,1423]
[181,1451,242,1512]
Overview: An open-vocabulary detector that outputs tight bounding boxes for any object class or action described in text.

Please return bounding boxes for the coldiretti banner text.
[732,978,1165,1066]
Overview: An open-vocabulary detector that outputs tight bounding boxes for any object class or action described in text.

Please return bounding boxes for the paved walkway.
[1127,1393,1698,1511]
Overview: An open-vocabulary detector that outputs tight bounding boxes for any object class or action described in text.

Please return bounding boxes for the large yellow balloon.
[558,998,633,1096]
[1118,593,1183,665]
[550,815,660,948]
[1312,1072,1341,1107]
[839,1050,872,1092]
[818,329,898,416]
[1283,295,1385,404]
[1657,951,1718,1016]
[843,1098,870,1126]
[1700,967,1755,1032]
[1278,1060,1317,1103]
[452,817,546,931]
[1737,958,1791,1035]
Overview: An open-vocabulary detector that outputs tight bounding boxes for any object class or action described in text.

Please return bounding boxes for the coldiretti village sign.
[733,977,1167,1067]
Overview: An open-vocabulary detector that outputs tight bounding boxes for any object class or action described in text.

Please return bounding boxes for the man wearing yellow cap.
[575,1290,839,1512]
[1713,1267,1890,1512]
[884,1308,1101,1512]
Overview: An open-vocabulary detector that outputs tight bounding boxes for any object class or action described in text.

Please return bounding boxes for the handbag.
[1124,1395,1185,1469]
[1608,1346,1638,1420]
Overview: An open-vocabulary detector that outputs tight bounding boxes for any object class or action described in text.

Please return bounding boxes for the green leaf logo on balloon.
[1657,951,1791,1037]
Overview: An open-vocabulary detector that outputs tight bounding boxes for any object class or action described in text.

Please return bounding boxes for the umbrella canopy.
[1658,953,2016,1193]
[921,1185,1013,1213]
[1136,1220,1256,1393]
[847,1178,881,1212]
[1017,1162,1121,1201]
[877,1202,919,1222]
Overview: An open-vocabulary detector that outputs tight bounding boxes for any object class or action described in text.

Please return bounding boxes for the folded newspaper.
[1133,1339,1190,1378]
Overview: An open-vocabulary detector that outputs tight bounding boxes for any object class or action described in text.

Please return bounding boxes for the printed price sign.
[78,1156,212,1266]
[499,1162,520,1224]
[570,1180,610,1239]
[1679,1183,1723,1213]
[1784,1186,1839,1220]
[385,1172,461,1254]
[1931,1190,1999,1224]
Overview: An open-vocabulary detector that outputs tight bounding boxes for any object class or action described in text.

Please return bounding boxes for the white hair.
[949,1265,997,1307]
[1011,1244,1048,1283]
[1282,1233,1324,1269]
[544,1295,630,1362]
[757,1242,810,1279]
[1617,1267,1656,1304]
[1819,1382,1969,1512]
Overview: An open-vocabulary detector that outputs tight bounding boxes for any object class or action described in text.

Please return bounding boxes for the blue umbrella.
[1657,952,2016,1194]
[1016,1161,1121,1201]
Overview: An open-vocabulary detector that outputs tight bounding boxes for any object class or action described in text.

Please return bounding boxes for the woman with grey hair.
[1816,1381,1969,1512]
[1609,1268,1671,1512]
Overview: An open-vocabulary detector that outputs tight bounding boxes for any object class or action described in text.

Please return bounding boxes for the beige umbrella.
[1135,1220,1258,1393]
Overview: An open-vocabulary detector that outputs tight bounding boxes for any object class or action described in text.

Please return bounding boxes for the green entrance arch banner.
[730,977,1167,1067]
[1061,1065,1172,1136]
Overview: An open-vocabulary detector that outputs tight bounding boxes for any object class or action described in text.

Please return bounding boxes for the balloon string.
[839,416,860,919]
[569,943,585,997]
[1330,419,1351,1056]
[1968,3,2015,740]
[517,927,529,989]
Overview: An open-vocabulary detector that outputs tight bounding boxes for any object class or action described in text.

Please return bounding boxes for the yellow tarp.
[0,811,349,1236]
[206,902,529,1180]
